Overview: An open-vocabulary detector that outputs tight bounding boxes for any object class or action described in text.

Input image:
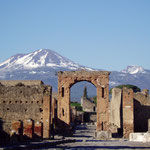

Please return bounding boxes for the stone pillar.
[43,86,52,139]
[96,84,109,131]
[110,88,122,128]
[122,88,134,139]
[58,84,70,126]
[34,121,42,138]
[23,119,33,139]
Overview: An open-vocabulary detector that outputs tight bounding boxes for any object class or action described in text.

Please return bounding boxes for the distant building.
[81,86,96,112]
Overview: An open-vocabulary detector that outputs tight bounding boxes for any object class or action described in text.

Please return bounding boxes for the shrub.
[109,84,141,94]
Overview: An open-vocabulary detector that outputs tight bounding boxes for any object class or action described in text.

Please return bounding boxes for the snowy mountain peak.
[0,49,91,71]
[121,65,146,74]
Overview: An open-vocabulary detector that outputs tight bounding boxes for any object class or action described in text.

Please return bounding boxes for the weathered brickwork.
[0,80,52,143]
[134,89,150,132]
[57,70,110,132]
[122,88,134,139]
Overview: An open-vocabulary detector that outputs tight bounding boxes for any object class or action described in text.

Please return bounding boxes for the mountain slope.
[0,49,92,71]
[110,65,150,90]
[0,49,93,91]
[0,49,150,94]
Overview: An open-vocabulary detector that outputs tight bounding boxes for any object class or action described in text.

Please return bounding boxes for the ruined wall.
[0,80,44,86]
[110,88,150,139]
[134,89,150,132]
[81,97,96,112]
[0,80,52,142]
[58,70,110,132]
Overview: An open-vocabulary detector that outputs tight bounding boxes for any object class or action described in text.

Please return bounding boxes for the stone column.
[58,83,70,126]
[122,88,134,139]
[110,88,122,128]
[96,84,109,131]
[43,86,52,139]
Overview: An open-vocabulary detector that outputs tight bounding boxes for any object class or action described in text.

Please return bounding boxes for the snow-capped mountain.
[121,65,146,74]
[0,49,150,94]
[0,49,94,91]
[0,49,92,71]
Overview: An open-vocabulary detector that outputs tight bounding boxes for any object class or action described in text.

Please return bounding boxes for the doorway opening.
[70,81,97,126]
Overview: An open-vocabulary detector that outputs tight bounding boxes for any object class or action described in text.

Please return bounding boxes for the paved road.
[45,124,150,150]
[2,124,150,150]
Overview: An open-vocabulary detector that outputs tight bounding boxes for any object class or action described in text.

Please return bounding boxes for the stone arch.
[69,79,96,89]
[57,70,110,131]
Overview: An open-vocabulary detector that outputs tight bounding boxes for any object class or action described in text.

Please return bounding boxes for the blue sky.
[0,0,150,71]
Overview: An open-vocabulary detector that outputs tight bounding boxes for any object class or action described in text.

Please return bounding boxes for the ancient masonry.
[57,70,110,131]
[0,80,52,142]
[1,70,150,143]
[110,88,150,138]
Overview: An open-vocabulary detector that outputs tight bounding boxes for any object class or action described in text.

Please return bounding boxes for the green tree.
[70,102,83,111]
[109,84,141,94]
[83,86,87,98]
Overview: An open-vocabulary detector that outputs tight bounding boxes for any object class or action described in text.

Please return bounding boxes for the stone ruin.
[110,88,150,139]
[57,70,110,132]
[0,80,52,144]
[0,70,150,145]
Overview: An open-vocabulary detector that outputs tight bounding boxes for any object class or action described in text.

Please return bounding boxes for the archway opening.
[70,81,97,126]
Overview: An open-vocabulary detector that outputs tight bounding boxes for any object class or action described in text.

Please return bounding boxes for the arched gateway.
[58,70,110,131]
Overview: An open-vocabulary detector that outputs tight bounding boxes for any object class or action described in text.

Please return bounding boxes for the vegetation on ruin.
[93,96,97,105]
[70,102,83,111]
[109,84,141,94]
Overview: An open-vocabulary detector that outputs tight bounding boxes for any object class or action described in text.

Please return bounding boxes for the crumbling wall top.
[0,80,44,86]
[58,70,110,77]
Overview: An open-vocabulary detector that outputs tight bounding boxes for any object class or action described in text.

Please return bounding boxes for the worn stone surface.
[23,119,33,139]
[110,88,122,128]
[95,130,112,140]
[129,132,150,142]
[57,70,110,132]
[34,121,42,138]
[0,80,44,86]
[122,88,134,139]
[0,81,52,140]
[11,121,21,135]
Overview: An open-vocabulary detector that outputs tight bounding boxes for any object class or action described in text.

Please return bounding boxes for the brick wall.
[0,81,52,143]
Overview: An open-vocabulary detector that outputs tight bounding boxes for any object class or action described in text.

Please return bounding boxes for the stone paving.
[47,124,150,150]
[2,124,150,150]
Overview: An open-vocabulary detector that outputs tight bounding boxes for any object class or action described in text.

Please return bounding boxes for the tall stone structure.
[57,70,110,132]
[0,80,52,142]
[110,88,122,128]
[122,88,134,138]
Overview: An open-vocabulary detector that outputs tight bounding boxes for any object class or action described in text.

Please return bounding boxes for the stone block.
[95,131,112,140]
[129,132,150,143]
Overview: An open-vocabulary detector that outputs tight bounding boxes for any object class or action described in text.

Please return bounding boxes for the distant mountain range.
[0,49,149,100]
